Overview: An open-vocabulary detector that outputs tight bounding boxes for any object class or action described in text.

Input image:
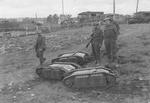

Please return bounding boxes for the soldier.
[110,18,120,38]
[108,16,120,38]
[110,17,120,58]
[34,31,46,65]
[103,18,118,63]
[86,22,103,64]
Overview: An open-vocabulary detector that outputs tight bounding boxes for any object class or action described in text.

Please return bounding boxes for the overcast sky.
[0,0,149,18]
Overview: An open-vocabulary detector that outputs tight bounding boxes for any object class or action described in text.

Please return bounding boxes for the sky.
[0,0,149,18]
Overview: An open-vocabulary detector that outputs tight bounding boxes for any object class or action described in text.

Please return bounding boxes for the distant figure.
[34,31,46,65]
[86,22,103,64]
[103,18,118,63]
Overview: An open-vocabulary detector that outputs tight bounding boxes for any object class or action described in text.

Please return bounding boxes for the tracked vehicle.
[63,66,117,89]
[36,62,81,80]
[51,51,91,66]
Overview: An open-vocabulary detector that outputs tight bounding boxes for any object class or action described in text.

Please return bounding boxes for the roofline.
[78,11,104,15]
[135,11,150,14]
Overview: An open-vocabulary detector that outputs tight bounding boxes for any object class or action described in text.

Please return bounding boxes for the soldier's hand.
[86,44,89,48]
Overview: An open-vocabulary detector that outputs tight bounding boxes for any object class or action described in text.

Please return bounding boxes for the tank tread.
[63,70,117,89]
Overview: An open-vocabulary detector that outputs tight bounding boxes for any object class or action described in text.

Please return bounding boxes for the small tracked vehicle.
[51,51,91,66]
[63,66,117,89]
[36,62,81,80]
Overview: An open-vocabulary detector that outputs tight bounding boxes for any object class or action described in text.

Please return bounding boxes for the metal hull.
[36,62,81,80]
[63,66,117,89]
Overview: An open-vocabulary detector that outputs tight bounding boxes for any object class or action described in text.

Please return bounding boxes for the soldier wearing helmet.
[103,17,118,63]
[34,31,46,65]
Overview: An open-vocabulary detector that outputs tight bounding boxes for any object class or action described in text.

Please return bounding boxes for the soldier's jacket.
[112,21,120,36]
[35,35,46,52]
[103,23,118,40]
[90,27,103,44]
[112,21,120,31]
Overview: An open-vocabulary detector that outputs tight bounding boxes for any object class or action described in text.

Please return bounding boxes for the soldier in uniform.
[35,31,46,65]
[109,17,120,59]
[86,23,103,64]
[110,18,120,37]
[108,16,120,38]
[103,18,118,63]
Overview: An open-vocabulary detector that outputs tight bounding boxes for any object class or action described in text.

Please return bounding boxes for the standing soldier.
[110,17,120,38]
[103,18,118,63]
[35,31,46,65]
[86,23,103,64]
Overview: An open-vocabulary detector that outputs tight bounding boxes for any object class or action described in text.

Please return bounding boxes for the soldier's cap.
[104,17,111,21]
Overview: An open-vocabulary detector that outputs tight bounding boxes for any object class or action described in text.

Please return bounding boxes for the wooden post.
[113,0,116,20]
[35,13,39,31]
[136,0,139,13]
[62,0,64,15]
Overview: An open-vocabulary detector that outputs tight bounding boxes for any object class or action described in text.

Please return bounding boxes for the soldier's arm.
[34,40,38,51]
[112,25,119,35]
[99,30,104,45]
[42,36,46,50]
[114,22,120,35]
[115,22,120,31]
[86,33,93,48]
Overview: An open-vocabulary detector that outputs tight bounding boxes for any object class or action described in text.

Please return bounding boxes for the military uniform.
[103,23,118,62]
[87,25,103,64]
[112,20,120,38]
[35,34,46,64]
[111,20,120,58]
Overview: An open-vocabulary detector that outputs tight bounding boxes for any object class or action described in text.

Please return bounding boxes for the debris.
[31,93,35,97]
[9,81,13,86]
[13,96,16,99]
[141,87,149,92]
[70,96,76,100]
[139,77,143,80]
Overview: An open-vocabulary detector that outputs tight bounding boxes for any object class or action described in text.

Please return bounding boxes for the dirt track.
[0,24,150,103]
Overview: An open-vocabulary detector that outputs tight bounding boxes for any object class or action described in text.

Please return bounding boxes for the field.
[0,24,150,103]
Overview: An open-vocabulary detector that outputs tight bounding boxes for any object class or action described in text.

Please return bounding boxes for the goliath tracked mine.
[63,66,117,89]
[36,62,81,80]
[51,51,91,66]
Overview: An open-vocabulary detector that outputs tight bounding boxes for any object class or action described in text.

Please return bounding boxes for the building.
[105,14,128,24]
[128,11,150,24]
[78,11,104,19]
[78,11,104,24]
[134,11,150,21]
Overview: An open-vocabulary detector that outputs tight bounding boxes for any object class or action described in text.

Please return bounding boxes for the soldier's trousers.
[91,42,101,63]
[36,50,45,64]
[104,39,116,62]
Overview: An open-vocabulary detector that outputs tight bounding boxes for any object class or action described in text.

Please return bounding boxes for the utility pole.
[136,0,139,13]
[35,13,39,31]
[62,0,64,15]
[113,0,116,19]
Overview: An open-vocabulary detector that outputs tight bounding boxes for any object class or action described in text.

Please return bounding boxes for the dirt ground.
[0,24,150,103]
